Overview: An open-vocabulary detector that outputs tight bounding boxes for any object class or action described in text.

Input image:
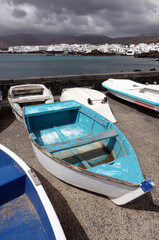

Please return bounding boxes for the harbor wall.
[0,71,159,98]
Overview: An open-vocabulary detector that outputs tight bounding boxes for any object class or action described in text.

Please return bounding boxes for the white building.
[7,42,159,55]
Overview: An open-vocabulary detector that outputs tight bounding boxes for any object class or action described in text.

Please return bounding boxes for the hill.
[1,33,159,47]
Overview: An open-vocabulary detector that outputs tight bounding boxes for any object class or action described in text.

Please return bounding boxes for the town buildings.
[7,42,159,55]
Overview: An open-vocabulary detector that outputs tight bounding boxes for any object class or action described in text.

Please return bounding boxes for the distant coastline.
[1,50,159,58]
[1,41,159,58]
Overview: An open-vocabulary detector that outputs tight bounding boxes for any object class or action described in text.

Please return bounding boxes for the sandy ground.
[0,94,159,240]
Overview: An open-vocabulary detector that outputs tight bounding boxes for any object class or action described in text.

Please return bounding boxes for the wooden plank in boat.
[12,96,48,103]
[42,128,118,153]
[13,86,43,91]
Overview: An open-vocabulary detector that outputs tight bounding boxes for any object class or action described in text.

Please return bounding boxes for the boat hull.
[109,89,159,111]
[32,143,153,206]
[60,87,116,123]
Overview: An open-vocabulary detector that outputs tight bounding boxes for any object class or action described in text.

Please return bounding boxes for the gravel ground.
[0,94,159,240]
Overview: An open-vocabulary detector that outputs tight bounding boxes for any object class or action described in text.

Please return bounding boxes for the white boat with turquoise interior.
[23,100,154,205]
[102,78,159,113]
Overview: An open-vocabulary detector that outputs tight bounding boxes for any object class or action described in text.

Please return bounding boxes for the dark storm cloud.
[1,0,159,36]
[12,8,27,18]
[8,0,157,15]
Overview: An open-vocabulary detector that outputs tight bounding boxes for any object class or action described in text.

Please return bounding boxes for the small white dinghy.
[102,79,159,113]
[8,84,54,122]
[60,88,116,123]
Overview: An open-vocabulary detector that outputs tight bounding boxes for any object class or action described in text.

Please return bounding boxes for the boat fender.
[88,98,93,105]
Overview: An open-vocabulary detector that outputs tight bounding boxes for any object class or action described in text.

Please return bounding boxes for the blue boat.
[0,144,66,240]
[23,100,154,205]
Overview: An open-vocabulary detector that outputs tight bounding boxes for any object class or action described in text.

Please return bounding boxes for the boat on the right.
[102,79,159,113]
[146,83,159,90]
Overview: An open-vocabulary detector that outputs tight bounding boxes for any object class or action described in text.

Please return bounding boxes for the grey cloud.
[12,8,27,18]
[1,0,159,37]
[8,0,157,15]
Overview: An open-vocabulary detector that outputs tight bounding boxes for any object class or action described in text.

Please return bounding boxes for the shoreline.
[0,46,159,58]
[1,51,159,58]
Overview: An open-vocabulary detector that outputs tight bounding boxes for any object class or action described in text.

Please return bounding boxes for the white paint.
[60,87,117,123]
[31,143,154,205]
[8,84,54,122]
[102,79,159,112]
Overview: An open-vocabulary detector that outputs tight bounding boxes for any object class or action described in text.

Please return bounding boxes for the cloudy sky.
[1,0,159,37]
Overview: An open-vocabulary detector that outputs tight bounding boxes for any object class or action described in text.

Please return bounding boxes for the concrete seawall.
[0,71,159,98]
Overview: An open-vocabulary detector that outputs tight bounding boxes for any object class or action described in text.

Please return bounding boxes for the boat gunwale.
[22,108,140,188]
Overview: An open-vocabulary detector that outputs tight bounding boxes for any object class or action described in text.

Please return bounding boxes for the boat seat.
[12,95,49,103]
[42,128,118,153]
[0,164,26,205]
[24,101,81,117]
[86,154,143,184]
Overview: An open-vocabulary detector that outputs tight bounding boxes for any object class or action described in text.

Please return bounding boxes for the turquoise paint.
[24,100,144,185]
[102,84,159,106]
[24,100,81,117]
[42,129,117,153]
[87,154,143,184]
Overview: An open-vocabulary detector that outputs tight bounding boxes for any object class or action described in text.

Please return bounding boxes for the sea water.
[0,54,158,79]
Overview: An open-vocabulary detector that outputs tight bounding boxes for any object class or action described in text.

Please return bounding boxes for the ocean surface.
[0,53,158,79]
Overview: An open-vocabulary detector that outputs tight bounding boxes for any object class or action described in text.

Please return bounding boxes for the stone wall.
[0,71,159,98]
